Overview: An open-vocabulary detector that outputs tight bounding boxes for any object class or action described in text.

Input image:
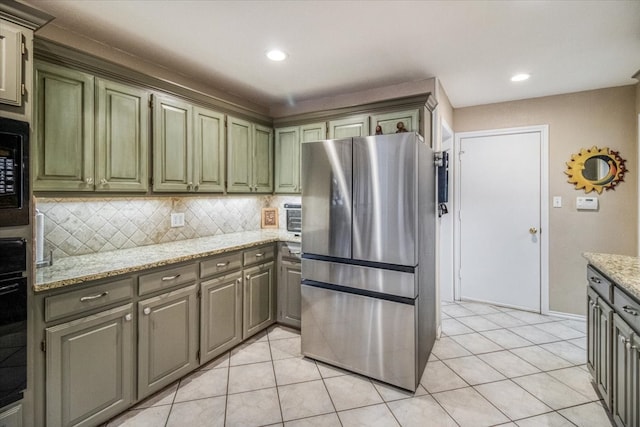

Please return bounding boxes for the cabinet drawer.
[279,242,301,260]
[243,245,275,267]
[138,263,197,296]
[45,278,134,322]
[613,286,640,333]
[587,266,612,302]
[200,252,242,279]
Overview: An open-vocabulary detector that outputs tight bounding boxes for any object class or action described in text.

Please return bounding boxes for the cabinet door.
[587,287,598,377]
[278,259,301,328]
[34,62,94,191]
[0,404,22,427]
[328,115,368,139]
[275,126,300,193]
[597,297,613,409]
[0,20,22,106]
[45,304,134,427]
[631,333,640,427]
[370,109,420,135]
[193,107,225,192]
[612,313,633,427]
[227,116,253,192]
[95,79,149,192]
[153,95,192,192]
[200,272,242,364]
[253,124,273,193]
[138,285,198,399]
[243,261,275,339]
[301,122,327,143]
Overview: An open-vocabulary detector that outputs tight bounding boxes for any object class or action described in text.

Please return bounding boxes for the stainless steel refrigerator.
[301,132,436,391]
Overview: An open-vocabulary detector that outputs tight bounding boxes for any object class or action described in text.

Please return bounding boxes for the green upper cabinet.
[153,95,192,192]
[227,116,273,193]
[96,78,149,192]
[0,19,23,106]
[370,109,420,135]
[275,122,326,194]
[328,115,368,139]
[34,62,150,192]
[153,96,225,193]
[34,62,95,191]
[194,106,225,192]
[274,126,299,194]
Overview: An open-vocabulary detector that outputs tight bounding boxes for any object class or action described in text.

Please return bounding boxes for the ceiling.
[21,0,640,110]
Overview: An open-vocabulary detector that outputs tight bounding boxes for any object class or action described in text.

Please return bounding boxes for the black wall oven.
[0,238,27,408]
[0,117,29,227]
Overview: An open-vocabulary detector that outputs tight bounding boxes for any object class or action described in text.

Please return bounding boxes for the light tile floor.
[104,300,615,427]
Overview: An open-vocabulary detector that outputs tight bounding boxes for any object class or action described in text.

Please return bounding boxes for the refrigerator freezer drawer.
[302,258,417,299]
[301,284,417,391]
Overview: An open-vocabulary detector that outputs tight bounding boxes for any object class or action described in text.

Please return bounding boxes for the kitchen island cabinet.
[584,253,640,427]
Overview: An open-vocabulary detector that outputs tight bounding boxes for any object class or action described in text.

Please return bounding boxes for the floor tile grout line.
[267,326,286,426]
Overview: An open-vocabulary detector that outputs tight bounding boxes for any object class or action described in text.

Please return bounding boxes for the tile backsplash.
[36,195,300,259]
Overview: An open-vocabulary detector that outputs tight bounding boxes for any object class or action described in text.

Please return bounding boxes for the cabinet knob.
[85,177,94,185]
[100,178,107,186]
[194,182,200,191]
[246,275,250,280]
[143,307,151,315]
[589,276,602,284]
[626,342,632,351]
[124,313,132,321]
[236,278,242,284]
[620,336,629,344]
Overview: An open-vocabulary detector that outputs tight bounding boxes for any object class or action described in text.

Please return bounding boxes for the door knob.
[529,227,538,235]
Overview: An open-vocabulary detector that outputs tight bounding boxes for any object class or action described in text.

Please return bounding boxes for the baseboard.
[547,310,586,321]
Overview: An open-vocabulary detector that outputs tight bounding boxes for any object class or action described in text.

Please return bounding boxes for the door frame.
[453,125,549,314]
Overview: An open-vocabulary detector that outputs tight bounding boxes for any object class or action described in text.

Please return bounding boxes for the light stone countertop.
[583,252,640,300]
[35,230,301,293]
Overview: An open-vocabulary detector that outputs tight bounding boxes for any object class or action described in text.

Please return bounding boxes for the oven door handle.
[0,283,20,296]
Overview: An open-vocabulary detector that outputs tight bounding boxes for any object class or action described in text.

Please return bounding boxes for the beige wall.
[454,86,638,315]
[436,78,454,131]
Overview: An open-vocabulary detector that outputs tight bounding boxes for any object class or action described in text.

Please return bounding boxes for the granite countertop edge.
[583,252,640,300]
[35,230,300,293]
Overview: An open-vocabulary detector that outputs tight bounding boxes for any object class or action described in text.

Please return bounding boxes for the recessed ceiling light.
[266,49,287,61]
[511,73,530,82]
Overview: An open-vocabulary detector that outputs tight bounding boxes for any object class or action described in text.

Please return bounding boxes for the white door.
[457,127,547,312]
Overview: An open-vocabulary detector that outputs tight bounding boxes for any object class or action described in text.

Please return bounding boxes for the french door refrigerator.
[301,132,436,391]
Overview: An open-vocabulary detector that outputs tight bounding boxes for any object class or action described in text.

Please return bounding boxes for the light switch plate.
[576,196,598,210]
[553,196,562,208]
[171,213,185,227]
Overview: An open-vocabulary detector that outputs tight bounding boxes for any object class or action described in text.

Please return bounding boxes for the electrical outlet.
[171,213,185,227]
[553,196,562,208]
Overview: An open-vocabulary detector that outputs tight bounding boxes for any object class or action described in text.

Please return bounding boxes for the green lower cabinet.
[612,313,635,427]
[200,272,243,364]
[631,333,640,427]
[243,261,276,339]
[278,259,301,328]
[587,287,599,378]
[597,297,613,408]
[45,304,134,427]
[138,285,198,399]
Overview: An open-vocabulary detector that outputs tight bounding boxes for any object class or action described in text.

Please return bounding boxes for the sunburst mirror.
[565,146,627,194]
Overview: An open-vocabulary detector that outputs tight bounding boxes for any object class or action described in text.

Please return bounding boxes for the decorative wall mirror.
[565,146,627,193]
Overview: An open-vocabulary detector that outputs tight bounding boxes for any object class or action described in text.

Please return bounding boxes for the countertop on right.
[583,252,640,300]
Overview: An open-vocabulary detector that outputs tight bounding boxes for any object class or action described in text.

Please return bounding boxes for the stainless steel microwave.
[0,117,29,227]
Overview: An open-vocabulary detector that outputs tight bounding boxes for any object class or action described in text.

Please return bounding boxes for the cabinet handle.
[216,262,229,267]
[85,177,94,185]
[100,178,107,186]
[255,253,264,258]
[124,313,132,322]
[79,291,108,302]
[143,307,151,315]
[289,250,301,255]
[626,342,632,351]
[622,305,639,316]
[161,274,180,281]
[589,276,601,284]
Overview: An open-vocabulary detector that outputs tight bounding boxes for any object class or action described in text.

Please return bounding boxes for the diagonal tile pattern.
[104,301,615,427]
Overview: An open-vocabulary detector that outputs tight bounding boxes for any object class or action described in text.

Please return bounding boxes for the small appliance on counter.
[284,203,301,234]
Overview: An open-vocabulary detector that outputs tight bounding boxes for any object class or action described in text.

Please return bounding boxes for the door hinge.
[196,350,200,361]
[21,42,26,56]
[148,93,154,109]
[458,269,462,280]
[197,289,201,298]
[21,84,25,95]
[41,340,46,353]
